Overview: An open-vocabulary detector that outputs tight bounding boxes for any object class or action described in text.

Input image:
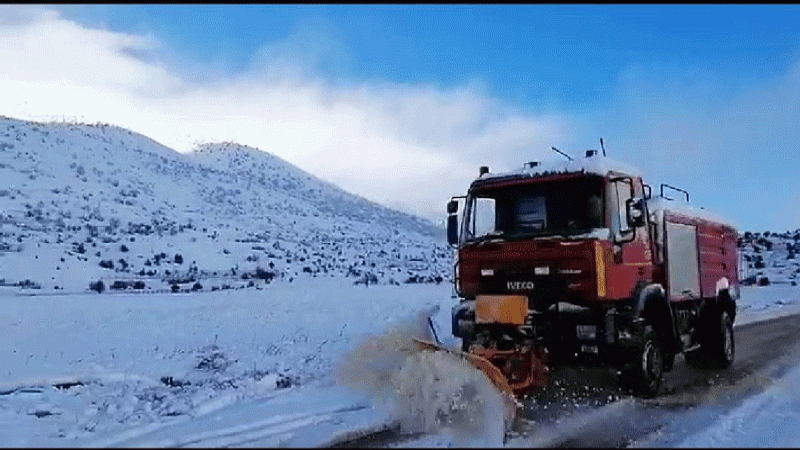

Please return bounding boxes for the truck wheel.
[685,310,734,370]
[624,327,664,398]
[708,311,735,369]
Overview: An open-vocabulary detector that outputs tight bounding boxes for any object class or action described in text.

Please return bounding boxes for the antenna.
[551,146,574,161]
[600,138,606,156]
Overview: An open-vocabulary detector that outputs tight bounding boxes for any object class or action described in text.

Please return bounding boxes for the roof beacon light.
[586,150,598,157]
[526,161,539,168]
[479,166,489,176]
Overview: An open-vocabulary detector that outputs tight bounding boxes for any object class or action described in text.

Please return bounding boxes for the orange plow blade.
[413,338,549,398]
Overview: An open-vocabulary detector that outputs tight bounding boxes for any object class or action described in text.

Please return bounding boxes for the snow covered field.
[0,281,458,446]
[2,281,800,447]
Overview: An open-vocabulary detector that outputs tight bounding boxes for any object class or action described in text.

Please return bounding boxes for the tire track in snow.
[99,403,369,448]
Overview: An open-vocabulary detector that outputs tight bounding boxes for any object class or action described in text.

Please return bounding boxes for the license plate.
[581,344,598,354]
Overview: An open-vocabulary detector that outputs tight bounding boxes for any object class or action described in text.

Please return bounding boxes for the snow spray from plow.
[336,307,516,446]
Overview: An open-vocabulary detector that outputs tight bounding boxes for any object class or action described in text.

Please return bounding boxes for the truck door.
[606,176,653,299]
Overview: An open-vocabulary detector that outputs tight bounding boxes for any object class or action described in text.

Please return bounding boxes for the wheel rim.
[723,315,734,362]
[642,341,663,386]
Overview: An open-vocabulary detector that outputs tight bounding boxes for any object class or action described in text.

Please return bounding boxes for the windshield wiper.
[468,230,505,245]
[504,228,591,241]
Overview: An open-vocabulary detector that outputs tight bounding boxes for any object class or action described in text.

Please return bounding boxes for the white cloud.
[0,6,181,97]
[0,6,571,222]
[574,56,800,232]
[4,6,796,231]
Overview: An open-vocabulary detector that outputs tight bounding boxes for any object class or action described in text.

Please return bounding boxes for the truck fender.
[714,277,729,295]
[710,278,736,324]
[700,277,736,322]
[633,284,678,350]
[717,289,736,324]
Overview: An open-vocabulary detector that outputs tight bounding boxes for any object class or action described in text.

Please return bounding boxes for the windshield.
[461,175,605,242]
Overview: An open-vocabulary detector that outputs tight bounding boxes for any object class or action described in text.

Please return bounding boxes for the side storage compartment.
[665,220,700,299]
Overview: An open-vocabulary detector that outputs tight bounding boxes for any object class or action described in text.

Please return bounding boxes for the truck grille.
[482,271,568,309]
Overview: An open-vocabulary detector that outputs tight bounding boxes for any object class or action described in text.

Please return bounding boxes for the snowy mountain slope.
[0,116,450,293]
[738,230,800,286]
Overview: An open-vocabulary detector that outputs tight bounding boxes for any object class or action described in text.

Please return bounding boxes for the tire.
[708,311,735,369]
[623,326,664,398]
[685,310,734,370]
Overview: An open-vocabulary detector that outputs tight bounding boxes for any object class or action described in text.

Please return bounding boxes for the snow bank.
[675,361,800,447]
[736,285,800,326]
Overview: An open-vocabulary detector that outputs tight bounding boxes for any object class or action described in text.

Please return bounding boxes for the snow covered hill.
[738,230,800,287]
[0,116,450,294]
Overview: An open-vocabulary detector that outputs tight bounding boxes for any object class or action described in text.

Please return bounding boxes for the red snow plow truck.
[439,148,738,399]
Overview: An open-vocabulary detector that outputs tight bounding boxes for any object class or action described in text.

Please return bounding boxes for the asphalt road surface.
[511,312,800,447]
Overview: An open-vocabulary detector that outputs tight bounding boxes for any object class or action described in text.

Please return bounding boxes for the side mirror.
[625,197,645,228]
[447,214,459,246]
[447,200,459,214]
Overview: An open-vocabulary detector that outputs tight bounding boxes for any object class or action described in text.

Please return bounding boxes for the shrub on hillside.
[355,272,378,286]
[89,280,105,293]
[254,267,276,282]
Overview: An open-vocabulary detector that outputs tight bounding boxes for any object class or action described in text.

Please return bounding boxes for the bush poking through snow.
[160,376,191,388]
[195,345,234,372]
[89,280,105,293]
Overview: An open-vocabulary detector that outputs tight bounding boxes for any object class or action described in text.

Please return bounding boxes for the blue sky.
[1,5,799,232]
[57,5,799,107]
